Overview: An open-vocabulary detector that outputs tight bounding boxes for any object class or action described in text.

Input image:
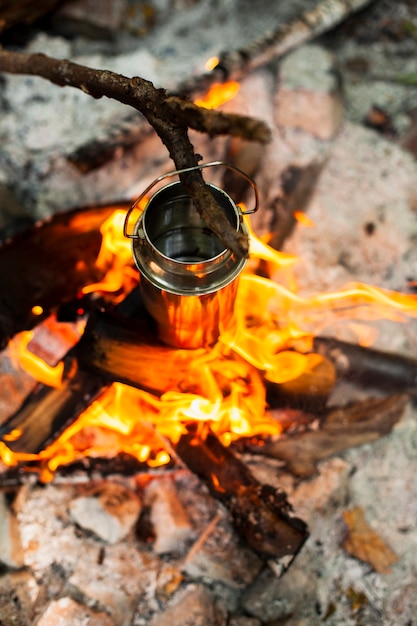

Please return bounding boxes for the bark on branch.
[0,50,271,258]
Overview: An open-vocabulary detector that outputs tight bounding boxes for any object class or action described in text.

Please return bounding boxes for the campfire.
[1,165,416,565]
[1,0,417,624]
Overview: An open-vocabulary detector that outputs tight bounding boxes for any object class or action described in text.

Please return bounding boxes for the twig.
[0,50,270,258]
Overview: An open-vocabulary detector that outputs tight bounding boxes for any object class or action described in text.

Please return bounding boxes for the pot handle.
[123,160,259,239]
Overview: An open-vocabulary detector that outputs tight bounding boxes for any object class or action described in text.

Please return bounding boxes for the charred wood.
[175,426,308,560]
[0,355,105,454]
[267,159,326,251]
[313,336,417,397]
[0,453,164,488]
[246,394,409,478]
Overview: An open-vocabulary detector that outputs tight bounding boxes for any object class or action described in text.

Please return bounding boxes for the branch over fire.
[0,50,270,259]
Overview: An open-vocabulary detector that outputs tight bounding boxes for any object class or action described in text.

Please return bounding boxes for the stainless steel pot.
[124,161,259,348]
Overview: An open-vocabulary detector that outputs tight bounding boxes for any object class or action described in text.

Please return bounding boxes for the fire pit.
[1,1,417,625]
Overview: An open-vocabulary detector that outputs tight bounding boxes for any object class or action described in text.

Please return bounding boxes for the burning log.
[175,426,308,561]
[76,308,205,395]
[313,336,417,397]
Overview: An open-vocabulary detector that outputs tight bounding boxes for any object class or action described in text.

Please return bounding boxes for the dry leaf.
[342,506,398,574]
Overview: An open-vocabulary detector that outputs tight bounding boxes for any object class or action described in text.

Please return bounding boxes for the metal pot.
[124,161,258,349]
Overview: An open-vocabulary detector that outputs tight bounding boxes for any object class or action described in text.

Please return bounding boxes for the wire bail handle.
[123,160,259,239]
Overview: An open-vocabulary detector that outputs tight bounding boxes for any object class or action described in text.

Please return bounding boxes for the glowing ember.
[2,204,417,479]
[205,56,220,71]
[293,211,315,228]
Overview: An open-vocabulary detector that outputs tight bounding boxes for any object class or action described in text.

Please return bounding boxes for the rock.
[144,477,193,555]
[275,44,344,140]
[182,512,262,589]
[241,565,315,623]
[0,491,25,569]
[149,583,227,626]
[290,458,350,523]
[68,482,141,544]
[36,597,115,626]
[0,570,38,625]
[52,0,128,39]
[67,575,136,626]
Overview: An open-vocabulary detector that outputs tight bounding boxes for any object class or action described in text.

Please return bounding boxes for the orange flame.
[194,81,240,109]
[2,207,417,478]
[81,210,138,297]
[9,330,65,388]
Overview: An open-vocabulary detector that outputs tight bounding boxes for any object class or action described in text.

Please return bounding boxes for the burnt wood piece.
[176,427,308,560]
[314,337,417,396]
[0,204,122,349]
[246,394,409,478]
[0,354,105,454]
[0,454,172,488]
[267,160,326,251]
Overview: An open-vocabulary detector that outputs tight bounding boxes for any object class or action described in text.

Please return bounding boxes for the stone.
[182,512,262,588]
[241,566,315,622]
[144,476,193,554]
[52,0,128,39]
[0,491,25,569]
[68,482,142,544]
[68,572,137,626]
[37,597,115,626]
[0,570,38,625]
[275,44,344,140]
[149,583,227,626]
[290,458,350,524]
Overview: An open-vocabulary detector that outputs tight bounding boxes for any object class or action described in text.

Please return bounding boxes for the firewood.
[175,426,308,560]
[76,308,205,395]
[0,354,105,454]
[313,336,417,396]
[246,394,409,478]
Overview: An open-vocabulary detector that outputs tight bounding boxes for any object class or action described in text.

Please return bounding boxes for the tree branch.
[0,50,271,258]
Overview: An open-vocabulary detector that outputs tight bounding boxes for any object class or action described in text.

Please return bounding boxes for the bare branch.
[0,50,271,258]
